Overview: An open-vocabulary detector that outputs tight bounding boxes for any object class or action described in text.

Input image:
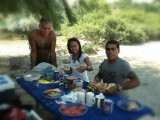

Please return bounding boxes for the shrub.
[104,16,147,44]
[62,10,108,44]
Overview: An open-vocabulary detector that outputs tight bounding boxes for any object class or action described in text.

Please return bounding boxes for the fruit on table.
[60,104,87,116]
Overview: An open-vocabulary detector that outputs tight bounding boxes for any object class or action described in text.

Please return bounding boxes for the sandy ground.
[0,40,160,120]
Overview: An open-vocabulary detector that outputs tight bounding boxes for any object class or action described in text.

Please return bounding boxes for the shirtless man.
[28,17,57,69]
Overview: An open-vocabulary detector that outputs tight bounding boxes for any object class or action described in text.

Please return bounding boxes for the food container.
[0,75,15,103]
[64,75,76,90]
[64,81,75,90]
[74,79,83,88]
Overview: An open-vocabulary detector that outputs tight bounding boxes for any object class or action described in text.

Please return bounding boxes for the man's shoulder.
[101,59,108,64]
[117,58,130,66]
[48,30,56,39]
[28,29,39,36]
[48,30,55,35]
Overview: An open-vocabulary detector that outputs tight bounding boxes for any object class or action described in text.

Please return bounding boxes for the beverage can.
[103,99,113,114]
[54,71,59,80]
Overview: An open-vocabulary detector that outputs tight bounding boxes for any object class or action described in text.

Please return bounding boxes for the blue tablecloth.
[16,77,154,120]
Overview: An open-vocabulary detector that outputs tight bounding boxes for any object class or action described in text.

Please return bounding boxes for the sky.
[106,0,154,3]
[67,0,154,5]
[132,0,154,3]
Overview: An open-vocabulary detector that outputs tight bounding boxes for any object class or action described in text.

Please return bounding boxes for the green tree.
[62,0,111,42]
[0,0,76,30]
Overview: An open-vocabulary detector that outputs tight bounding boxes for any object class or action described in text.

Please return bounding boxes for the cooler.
[0,75,15,103]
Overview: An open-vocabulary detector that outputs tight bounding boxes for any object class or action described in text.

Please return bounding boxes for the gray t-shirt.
[99,57,132,96]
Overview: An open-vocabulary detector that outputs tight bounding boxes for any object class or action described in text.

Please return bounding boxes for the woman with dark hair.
[64,37,93,82]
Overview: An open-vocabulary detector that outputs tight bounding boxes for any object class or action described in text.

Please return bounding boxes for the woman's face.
[39,23,52,37]
[69,41,79,54]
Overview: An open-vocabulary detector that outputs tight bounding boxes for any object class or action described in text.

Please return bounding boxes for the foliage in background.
[62,10,108,41]
[0,0,160,46]
[117,10,160,41]
[0,0,24,15]
[0,0,76,30]
[61,0,111,45]
[61,0,160,46]
[104,16,147,44]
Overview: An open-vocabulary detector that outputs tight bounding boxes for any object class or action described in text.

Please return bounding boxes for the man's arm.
[120,71,140,90]
[76,57,93,72]
[94,70,102,83]
[28,33,37,69]
[105,71,140,94]
[50,31,57,67]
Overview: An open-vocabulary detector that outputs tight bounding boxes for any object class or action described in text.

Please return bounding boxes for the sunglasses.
[106,48,117,52]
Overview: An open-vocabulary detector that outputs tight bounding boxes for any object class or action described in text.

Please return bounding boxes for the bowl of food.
[59,103,87,117]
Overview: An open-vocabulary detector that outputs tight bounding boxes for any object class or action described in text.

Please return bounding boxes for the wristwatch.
[118,85,123,91]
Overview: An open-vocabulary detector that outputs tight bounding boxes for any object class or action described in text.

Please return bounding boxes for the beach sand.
[0,40,160,119]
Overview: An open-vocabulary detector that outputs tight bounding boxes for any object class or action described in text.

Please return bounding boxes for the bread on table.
[105,83,116,89]
[44,88,61,96]
[126,101,139,110]
[87,82,115,92]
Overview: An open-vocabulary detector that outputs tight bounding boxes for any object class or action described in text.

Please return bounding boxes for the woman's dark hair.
[105,40,120,49]
[67,37,83,61]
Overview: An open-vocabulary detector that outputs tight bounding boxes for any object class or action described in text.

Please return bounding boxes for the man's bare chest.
[35,38,51,49]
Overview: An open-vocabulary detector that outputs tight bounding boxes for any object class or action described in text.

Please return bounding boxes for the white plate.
[42,90,65,99]
[116,99,143,112]
[66,76,77,81]
[23,73,41,82]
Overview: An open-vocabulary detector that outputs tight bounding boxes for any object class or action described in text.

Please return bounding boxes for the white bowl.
[23,73,41,82]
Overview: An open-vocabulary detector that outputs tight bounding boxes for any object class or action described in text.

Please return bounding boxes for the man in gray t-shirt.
[94,40,140,96]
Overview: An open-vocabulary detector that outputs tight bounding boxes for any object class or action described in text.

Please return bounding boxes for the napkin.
[55,100,66,104]
[95,93,105,99]
[60,92,78,103]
